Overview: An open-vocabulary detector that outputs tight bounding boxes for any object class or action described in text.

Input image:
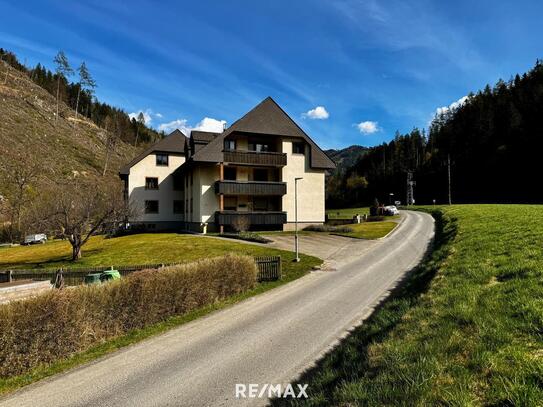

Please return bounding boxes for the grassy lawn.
[326,206,369,219]
[0,233,319,279]
[273,205,543,406]
[331,221,398,239]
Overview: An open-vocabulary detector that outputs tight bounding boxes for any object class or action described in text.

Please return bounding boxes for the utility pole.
[447,154,452,205]
[406,171,416,206]
[294,177,303,262]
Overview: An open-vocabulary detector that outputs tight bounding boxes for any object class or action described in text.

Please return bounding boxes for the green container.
[84,273,102,285]
[100,270,121,282]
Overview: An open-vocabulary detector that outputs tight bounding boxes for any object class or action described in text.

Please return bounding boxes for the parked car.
[23,234,47,245]
[384,205,400,216]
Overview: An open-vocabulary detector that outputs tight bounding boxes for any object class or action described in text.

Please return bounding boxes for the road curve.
[1,211,434,407]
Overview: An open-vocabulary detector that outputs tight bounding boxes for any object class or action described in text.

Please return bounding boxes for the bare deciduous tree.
[0,148,43,242]
[36,177,130,260]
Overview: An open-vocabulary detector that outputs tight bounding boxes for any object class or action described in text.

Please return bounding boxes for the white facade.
[127,153,185,226]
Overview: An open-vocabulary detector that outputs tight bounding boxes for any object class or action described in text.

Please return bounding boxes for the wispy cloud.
[302,106,329,120]
[356,121,380,134]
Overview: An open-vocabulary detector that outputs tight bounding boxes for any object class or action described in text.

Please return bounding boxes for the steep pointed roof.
[191,97,335,169]
[119,130,187,175]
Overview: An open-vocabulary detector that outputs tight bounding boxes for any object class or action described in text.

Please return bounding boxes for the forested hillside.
[327,59,543,208]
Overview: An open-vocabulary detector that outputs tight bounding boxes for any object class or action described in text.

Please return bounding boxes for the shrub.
[366,215,385,222]
[218,232,272,244]
[304,225,354,233]
[232,216,251,232]
[0,254,257,377]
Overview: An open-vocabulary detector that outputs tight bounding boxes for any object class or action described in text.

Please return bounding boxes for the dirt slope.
[0,62,137,179]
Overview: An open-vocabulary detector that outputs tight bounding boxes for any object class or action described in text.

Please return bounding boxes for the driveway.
[262,232,378,270]
[0,211,434,407]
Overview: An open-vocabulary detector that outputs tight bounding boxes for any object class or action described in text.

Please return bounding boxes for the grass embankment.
[0,235,321,394]
[331,221,397,239]
[273,205,543,406]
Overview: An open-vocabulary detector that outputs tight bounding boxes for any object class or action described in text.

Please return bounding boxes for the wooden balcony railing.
[223,149,287,166]
[215,180,287,196]
[216,211,287,225]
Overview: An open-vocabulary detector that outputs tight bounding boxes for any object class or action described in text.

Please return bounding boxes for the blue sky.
[1,0,543,149]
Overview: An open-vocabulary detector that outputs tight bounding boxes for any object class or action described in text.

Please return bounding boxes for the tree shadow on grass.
[271,210,457,406]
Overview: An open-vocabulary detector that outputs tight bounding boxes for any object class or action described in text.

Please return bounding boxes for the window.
[190,172,193,186]
[253,197,269,211]
[249,141,271,152]
[173,174,183,191]
[173,200,184,214]
[224,139,236,151]
[224,166,237,181]
[293,142,305,154]
[224,196,237,210]
[145,177,159,190]
[190,198,193,214]
[253,168,268,182]
[145,200,159,214]
[156,154,169,166]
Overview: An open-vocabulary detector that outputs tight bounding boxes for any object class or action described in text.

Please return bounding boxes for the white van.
[23,234,47,245]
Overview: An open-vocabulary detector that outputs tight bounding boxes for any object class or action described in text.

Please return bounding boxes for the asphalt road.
[1,210,434,407]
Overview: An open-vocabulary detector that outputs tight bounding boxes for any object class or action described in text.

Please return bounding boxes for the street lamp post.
[294,177,303,262]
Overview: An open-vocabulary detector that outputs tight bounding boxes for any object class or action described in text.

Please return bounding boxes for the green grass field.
[326,206,370,219]
[0,233,320,280]
[273,205,543,406]
[332,221,398,239]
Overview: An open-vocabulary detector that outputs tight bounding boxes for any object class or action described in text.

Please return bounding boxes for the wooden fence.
[1,256,282,286]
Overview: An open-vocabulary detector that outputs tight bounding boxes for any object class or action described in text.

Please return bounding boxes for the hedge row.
[0,254,257,377]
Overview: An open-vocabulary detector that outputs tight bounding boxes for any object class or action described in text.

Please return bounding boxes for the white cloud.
[158,119,190,134]
[434,96,468,117]
[193,117,227,132]
[128,108,163,125]
[302,106,330,120]
[356,121,380,134]
[157,117,226,135]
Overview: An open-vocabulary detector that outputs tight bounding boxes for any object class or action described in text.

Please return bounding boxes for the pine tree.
[75,62,96,120]
[53,51,73,125]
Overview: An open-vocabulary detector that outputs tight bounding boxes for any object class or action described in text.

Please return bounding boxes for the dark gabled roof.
[119,129,187,175]
[191,130,220,143]
[191,97,335,169]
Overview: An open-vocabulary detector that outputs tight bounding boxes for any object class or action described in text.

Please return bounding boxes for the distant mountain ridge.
[325,145,368,173]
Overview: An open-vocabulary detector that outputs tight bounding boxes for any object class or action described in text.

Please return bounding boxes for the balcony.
[216,211,287,225]
[215,180,287,196]
[223,149,287,167]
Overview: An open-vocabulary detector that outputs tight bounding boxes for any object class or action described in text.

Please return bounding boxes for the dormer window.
[156,154,169,166]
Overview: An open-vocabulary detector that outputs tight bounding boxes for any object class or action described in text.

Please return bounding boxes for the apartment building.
[119,97,335,232]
